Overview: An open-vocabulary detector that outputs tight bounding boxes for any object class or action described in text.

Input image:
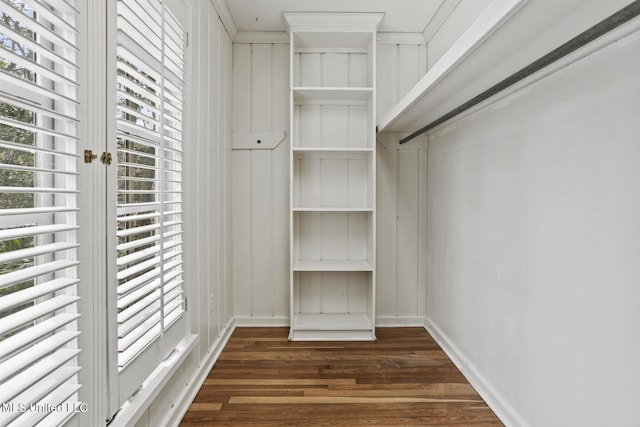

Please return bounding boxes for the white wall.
[231,40,290,324]
[375,38,430,323]
[376,137,428,323]
[231,35,431,324]
[376,41,427,120]
[425,27,640,427]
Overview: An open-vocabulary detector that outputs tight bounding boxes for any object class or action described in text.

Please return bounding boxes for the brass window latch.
[84,149,97,163]
[83,149,112,165]
[100,151,112,166]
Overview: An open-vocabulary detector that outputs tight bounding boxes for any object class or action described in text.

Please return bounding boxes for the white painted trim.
[234,31,290,44]
[395,13,640,138]
[378,0,527,132]
[377,32,426,45]
[422,0,461,42]
[165,319,237,427]
[284,12,384,34]
[235,316,290,327]
[108,335,199,427]
[210,0,238,40]
[376,316,426,327]
[424,317,529,427]
[76,0,109,424]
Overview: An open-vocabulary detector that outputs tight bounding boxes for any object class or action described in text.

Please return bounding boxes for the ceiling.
[224,0,447,33]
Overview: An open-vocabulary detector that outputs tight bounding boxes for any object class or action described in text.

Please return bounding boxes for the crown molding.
[377,32,426,45]
[210,0,238,40]
[283,12,384,34]
[234,31,290,44]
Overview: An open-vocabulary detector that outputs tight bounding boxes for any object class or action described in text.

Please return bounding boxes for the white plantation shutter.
[115,0,185,374]
[0,0,81,426]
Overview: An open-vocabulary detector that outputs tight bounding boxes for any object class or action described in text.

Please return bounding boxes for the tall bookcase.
[284,13,383,341]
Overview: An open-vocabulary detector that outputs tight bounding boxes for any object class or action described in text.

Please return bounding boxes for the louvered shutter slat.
[117,211,159,222]
[0,348,80,403]
[0,366,80,426]
[0,44,78,87]
[116,234,160,252]
[0,70,78,106]
[0,295,79,337]
[117,279,160,309]
[0,260,79,289]
[116,222,160,238]
[118,300,161,337]
[0,2,77,51]
[0,277,79,312]
[115,202,159,216]
[117,120,161,143]
[10,383,81,427]
[0,93,78,122]
[0,242,78,264]
[0,313,79,360]
[0,224,79,240]
[117,288,160,324]
[0,140,78,158]
[0,21,78,70]
[117,266,160,295]
[118,310,160,352]
[0,186,79,194]
[118,324,161,368]
[0,116,78,140]
[116,76,161,106]
[0,330,80,383]
[116,256,160,281]
[11,0,77,34]
[0,162,78,176]
[116,244,160,266]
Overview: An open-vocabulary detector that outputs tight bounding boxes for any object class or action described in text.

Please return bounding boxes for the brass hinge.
[100,151,112,166]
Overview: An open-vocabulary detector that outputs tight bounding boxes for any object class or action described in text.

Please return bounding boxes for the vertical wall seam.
[270,45,275,318]
[271,144,275,317]
[393,150,400,315]
[249,150,254,316]
[394,44,399,104]
[249,43,254,131]
[424,143,430,316]
[270,43,275,131]
[416,150,421,315]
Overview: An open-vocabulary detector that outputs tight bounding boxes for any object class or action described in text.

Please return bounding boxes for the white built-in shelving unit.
[285,12,383,340]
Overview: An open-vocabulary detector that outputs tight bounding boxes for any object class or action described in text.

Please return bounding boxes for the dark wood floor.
[180,327,502,426]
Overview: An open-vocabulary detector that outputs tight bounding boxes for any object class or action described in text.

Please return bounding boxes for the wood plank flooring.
[180,327,503,426]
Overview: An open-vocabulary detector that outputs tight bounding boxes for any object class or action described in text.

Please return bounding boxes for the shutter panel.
[115,0,185,371]
[0,0,80,425]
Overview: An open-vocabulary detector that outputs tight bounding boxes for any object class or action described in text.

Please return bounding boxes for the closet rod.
[399,0,640,144]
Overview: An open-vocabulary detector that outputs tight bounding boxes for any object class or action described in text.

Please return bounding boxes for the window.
[0,0,81,425]
[110,0,187,406]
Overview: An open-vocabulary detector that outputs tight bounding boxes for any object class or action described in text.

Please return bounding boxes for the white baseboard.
[234,316,427,328]
[423,317,528,427]
[164,318,237,427]
[234,316,290,327]
[376,316,426,327]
